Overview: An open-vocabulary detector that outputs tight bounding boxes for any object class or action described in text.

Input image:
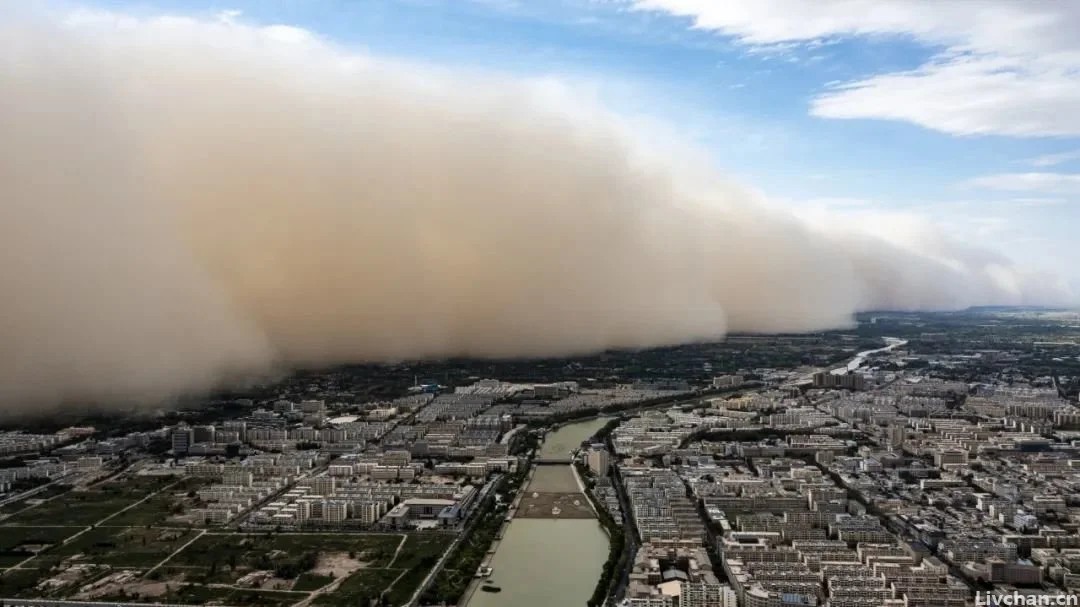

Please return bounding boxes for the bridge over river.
[533,456,572,465]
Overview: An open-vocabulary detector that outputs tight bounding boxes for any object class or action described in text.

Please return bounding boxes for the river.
[832,337,908,375]
[539,417,610,459]
[467,418,611,607]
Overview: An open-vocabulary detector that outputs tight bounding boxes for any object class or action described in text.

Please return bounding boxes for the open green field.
[95,584,303,607]
[380,533,452,605]
[314,568,401,607]
[169,532,404,583]
[4,475,178,527]
[0,471,456,606]
[2,530,453,605]
[0,567,49,596]
[161,531,453,604]
[31,526,200,569]
[0,526,81,567]
[293,572,335,591]
[390,533,450,570]
[102,476,207,527]
[0,485,72,517]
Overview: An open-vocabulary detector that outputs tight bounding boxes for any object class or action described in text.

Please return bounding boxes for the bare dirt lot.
[311,552,367,579]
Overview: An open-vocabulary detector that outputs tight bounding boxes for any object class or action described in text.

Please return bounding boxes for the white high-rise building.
[587,445,611,477]
[296,500,312,522]
[223,470,253,487]
[357,501,384,525]
[324,500,348,523]
[680,582,737,607]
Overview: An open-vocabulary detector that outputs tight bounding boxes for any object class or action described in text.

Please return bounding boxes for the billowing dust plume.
[0,9,1069,413]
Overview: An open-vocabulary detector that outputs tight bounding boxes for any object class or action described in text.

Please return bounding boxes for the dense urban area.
[2,308,1080,607]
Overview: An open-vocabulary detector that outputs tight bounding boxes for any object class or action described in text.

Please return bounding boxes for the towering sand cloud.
[0,8,1068,413]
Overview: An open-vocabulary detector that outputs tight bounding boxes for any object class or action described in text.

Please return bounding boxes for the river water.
[466,518,608,607]
[467,418,611,607]
[832,337,908,375]
[539,417,610,459]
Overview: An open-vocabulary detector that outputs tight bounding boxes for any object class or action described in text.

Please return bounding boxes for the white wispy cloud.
[966,172,1080,194]
[1009,197,1069,207]
[811,55,1080,137]
[632,0,1080,137]
[1027,150,1080,168]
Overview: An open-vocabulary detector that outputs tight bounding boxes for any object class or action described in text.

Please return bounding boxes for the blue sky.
[82,0,1080,282]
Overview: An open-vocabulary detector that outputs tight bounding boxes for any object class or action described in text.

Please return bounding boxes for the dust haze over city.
[2,4,1074,415]
[6,4,1080,607]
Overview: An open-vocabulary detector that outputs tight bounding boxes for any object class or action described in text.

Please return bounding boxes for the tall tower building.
[587,444,610,477]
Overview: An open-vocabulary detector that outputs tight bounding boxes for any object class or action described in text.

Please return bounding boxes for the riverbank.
[572,426,627,607]
[585,487,625,607]
[421,465,530,606]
